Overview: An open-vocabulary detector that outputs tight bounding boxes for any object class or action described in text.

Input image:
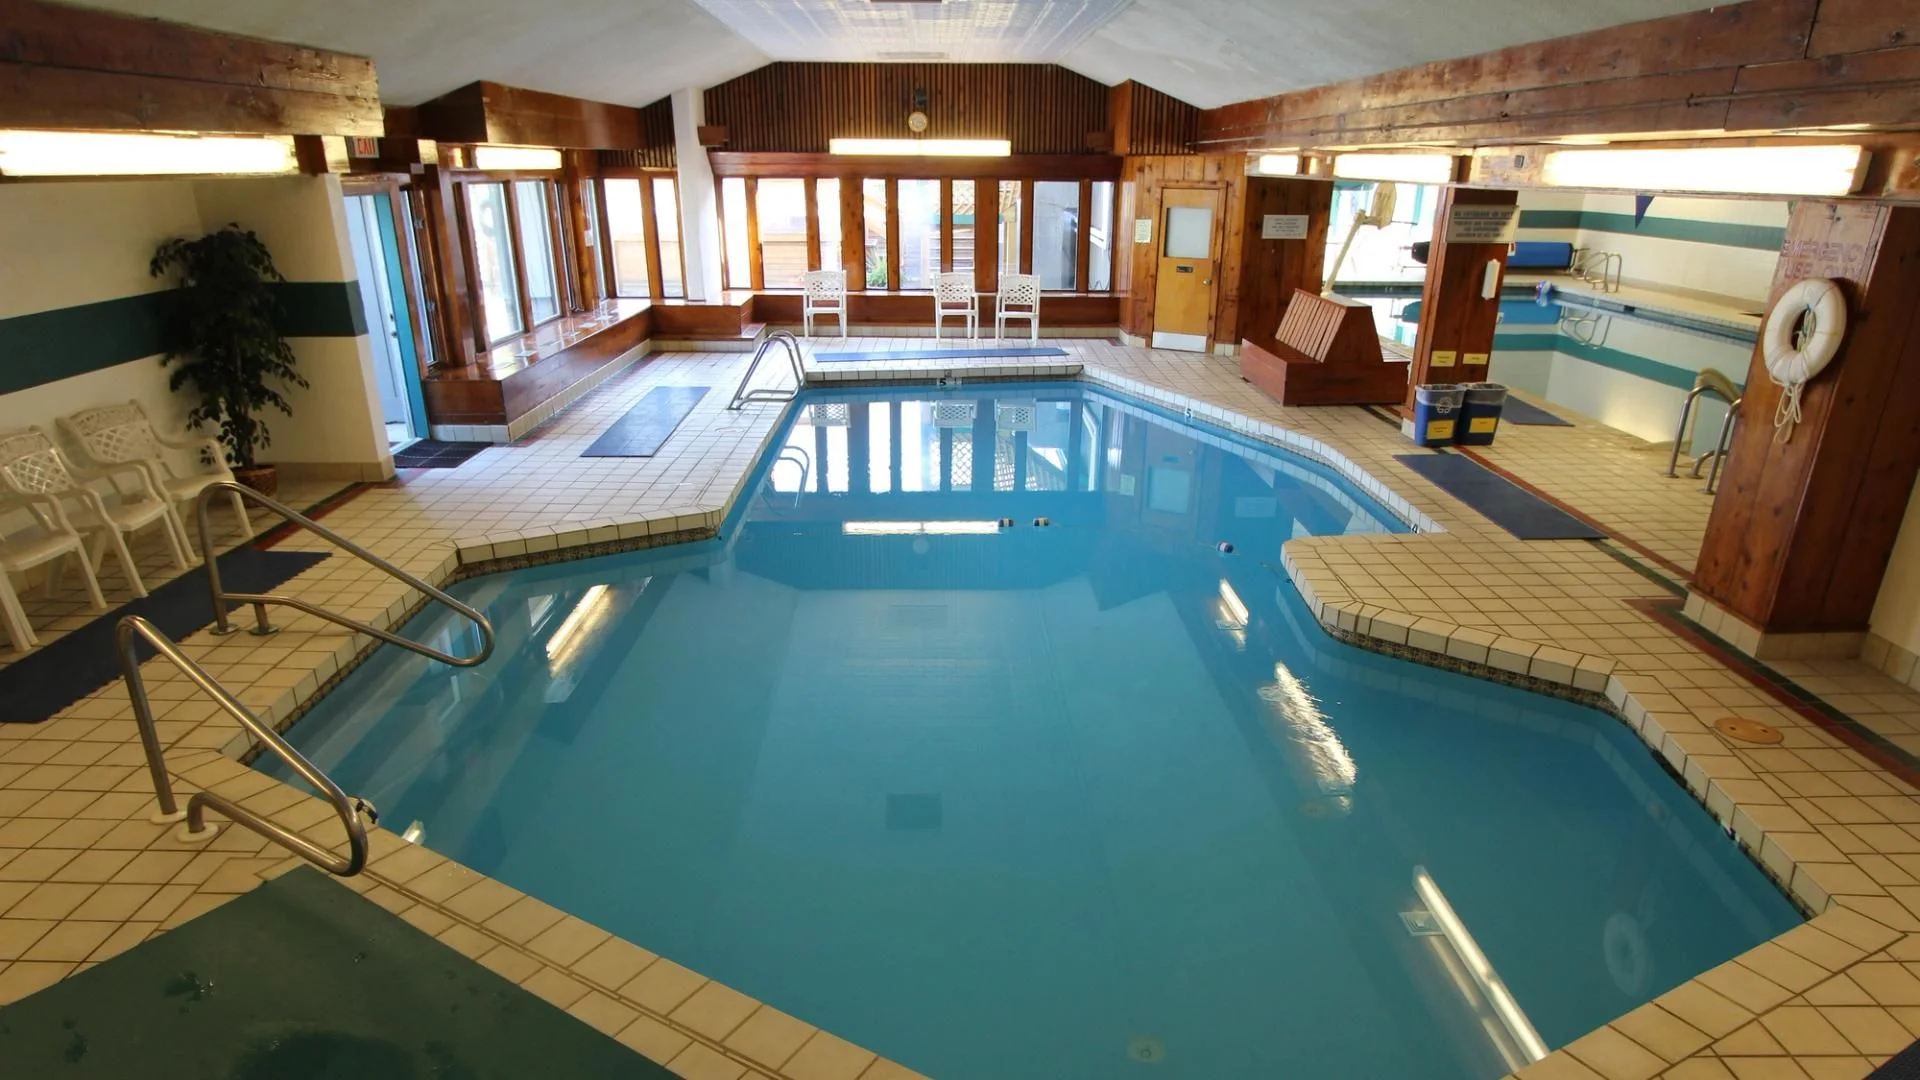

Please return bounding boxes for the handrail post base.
[150,808,187,825]
[177,822,218,843]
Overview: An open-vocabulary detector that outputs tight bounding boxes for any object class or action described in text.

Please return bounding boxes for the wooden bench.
[1240,289,1410,406]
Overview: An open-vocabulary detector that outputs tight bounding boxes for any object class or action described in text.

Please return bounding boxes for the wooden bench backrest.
[1273,290,1384,367]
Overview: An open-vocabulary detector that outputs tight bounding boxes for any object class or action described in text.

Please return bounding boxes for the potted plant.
[150,224,307,495]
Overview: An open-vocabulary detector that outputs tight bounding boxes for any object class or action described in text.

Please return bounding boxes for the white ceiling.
[85,0,1723,111]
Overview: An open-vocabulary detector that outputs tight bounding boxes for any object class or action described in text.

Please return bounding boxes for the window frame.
[451,172,570,349]
[594,169,687,303]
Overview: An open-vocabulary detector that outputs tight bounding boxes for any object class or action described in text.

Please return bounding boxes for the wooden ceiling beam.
[415,81,650,150]
[0,0,381,136]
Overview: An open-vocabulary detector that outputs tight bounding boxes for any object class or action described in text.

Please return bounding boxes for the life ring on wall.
[1762,278,1846,443]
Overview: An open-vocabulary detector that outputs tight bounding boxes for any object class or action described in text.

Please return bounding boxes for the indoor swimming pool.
[261,382,1801,1080]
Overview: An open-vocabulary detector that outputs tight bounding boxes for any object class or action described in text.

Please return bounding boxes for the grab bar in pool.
[1702,397,1740,495]
[194,481,495,669]
[1664,371,1738,479]
[117,614,374,876]
[727,329,806,410]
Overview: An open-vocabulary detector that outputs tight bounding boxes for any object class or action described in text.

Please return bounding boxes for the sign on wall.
[1134,218,1153,244]
[1445,206,1520,245]
[1260,214,1311,240]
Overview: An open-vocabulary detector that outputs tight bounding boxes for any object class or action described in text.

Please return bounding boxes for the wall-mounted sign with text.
[1260,214,1311,240]
[1445,206,1520,245]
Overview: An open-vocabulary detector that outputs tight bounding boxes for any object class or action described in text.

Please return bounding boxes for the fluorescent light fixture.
[473,145,563,171]
[1413,867,1550,1064]
[1255,153,1302,176]
[1332,152,1456,185]
[828,138,1012,157]
[0,130,298,177]
[1539,144,1868,196]
[841,520,1001,536]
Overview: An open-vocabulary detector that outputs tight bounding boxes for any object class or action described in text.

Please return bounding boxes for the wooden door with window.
[1151,187,1223,352]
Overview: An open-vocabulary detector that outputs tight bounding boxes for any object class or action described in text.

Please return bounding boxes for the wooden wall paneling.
[804,177,823,271]
[0,0,382,136]
[1019,179,1036,274]
[939,177,955,272]
[707,153,1120,181]
[1726,45,1920,130]
[1808,0,1918,57]
[1696,202,1920,633]
[424,169,479,364]
[744,177,765,290]
[842,177,866,291]
[1110,81,1198,155]
[1075,178,1093,291]
[1401,187,1517,409]
[885,178,901,291]
[1108,82,1136,157]
[975,174,999,295]
[561,151,601,309]
[1236,176,1334,350]
[1214,154,1248,349]
[1114,164,1138,329]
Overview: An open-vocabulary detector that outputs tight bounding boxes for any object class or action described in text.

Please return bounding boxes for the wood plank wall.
[0,0,382,136]
[599,98,677,169]
[1115,154,1250,346]
[1236,176,1333,356]
[1110,81,1198,156]
[1196,0,1920,150]
[703,63,1110,154]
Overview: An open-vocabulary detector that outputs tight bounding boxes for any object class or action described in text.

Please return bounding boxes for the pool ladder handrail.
[118,614,375,876]
[1572,249,1623,293]
[727,329,805,410]
[195,481,495,670]
[1665,370,1738,480]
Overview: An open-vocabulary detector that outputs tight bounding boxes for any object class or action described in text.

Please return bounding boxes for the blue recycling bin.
[1411,384,1465,447]
[1457,382,1509,446]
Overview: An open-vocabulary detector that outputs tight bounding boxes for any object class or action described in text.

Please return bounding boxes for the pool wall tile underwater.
[3,341,1920,1080]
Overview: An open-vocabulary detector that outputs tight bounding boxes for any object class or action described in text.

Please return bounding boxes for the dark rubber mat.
[0,867,673,1079]
[581,386,710,458]
[393,440,491,469]
[0,547,328,724]
[1395,452,1606,541]
[1500,398,1575,426]
[811,346,1069,361]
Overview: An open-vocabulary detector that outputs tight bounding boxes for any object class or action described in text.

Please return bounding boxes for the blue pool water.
[265,382,1800,1080]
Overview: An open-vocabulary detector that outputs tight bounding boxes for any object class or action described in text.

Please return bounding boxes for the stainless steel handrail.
[118,614,372,875]
[727,329,805,410]
[1665,371,1738,478]
[196,481,493,667]
[1703,397,1740,494]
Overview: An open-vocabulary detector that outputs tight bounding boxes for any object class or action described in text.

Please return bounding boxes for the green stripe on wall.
[0,283,365,396]
[1494,330,1745,392]
[1517,209,1785,251]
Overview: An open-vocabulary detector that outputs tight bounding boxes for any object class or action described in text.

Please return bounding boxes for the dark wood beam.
[708,152,1121,181]
[417,81,647,150]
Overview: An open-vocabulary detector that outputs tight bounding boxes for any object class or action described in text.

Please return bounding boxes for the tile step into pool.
[240,381,1800,1080]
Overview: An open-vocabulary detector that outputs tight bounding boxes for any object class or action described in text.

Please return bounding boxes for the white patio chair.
[933,272,978,340]
[0,488,109,653]
[802,269,847,337]
[0,428,189,600]
[59,400,249,557]
[995,273,1041,342]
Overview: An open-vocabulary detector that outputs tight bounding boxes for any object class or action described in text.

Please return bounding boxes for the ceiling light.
[829,138,1012,157]
[0,130,298,177]
[1332,153,1456,185]
[473,145,563,171]
[1539,145,1868,197]
[1255,154,1302,176]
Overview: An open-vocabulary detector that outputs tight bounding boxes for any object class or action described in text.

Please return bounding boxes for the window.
[514,180,561,324]
[897,179,938,290]
[1033,181,1080,290]
[720,177,751,290]
[818,178,842,274]
[465,182,522,343]
[862,179,888,289]
[951,180,975,274]
[998,180,1022,278]
[1323,181,1436,284]
[581,182,607,299]
[653,177,683,298]
[1088,181,1114,292]
[756,179,808,288]
[602,179,651,298]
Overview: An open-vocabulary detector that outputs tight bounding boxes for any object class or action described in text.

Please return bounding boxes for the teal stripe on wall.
[0,283,365,397]
[1494,330,1745,392]
[1517,209,1785,251]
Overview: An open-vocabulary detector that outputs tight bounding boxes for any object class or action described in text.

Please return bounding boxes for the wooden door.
[1152,187,1223,351]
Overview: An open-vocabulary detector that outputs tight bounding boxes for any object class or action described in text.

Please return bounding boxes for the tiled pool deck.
[5,338,1920,1080]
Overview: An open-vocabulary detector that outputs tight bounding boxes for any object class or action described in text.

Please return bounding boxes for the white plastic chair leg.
[0,576,36,653]
[71,548,106,610]
[159,510,192,570]
[102,527,147,598]
[837,310,847,338]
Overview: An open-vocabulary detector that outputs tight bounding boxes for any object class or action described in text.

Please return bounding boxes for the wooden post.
[1236,175,1332,351]
[1400,187,1517,413]
[1694,201,1920,636]
[974,174,999,296]
[842,177,866,291]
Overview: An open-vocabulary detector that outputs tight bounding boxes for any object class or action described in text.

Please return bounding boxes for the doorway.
[345,192,430,447]
[1150,187,1223,353]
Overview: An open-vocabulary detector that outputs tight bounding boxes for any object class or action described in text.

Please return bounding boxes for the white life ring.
[1762,278,1845,443]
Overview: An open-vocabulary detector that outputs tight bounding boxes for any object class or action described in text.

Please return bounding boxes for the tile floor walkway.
[2,336,1920,1080]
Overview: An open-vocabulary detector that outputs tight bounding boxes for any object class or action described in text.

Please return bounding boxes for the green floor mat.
[0,867,674,1079]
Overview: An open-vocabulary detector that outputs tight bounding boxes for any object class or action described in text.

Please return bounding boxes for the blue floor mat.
[812,346,1070,362]
[581,386,709,457]
[1395,452,1606,540]
[0,546,329,723]
[1501,397,1575,426]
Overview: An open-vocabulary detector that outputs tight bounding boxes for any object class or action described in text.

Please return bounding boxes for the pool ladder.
[1665,369,1741,494]
[727,329,805,410]
[118,482,495,878]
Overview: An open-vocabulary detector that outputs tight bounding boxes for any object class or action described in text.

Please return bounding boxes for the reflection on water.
[265,383,1799,1080]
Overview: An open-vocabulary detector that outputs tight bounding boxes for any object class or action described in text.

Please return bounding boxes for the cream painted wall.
[1575,194,1784,309]
[1872,478,1920,657]
[191,175,391,477]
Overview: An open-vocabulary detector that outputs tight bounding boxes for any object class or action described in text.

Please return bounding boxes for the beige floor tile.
[620,957,707,1014]
[725,1006,816,1071]
[670,981,759,1041]
[783,1031,877,1080]
[618,1015,694,1064]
